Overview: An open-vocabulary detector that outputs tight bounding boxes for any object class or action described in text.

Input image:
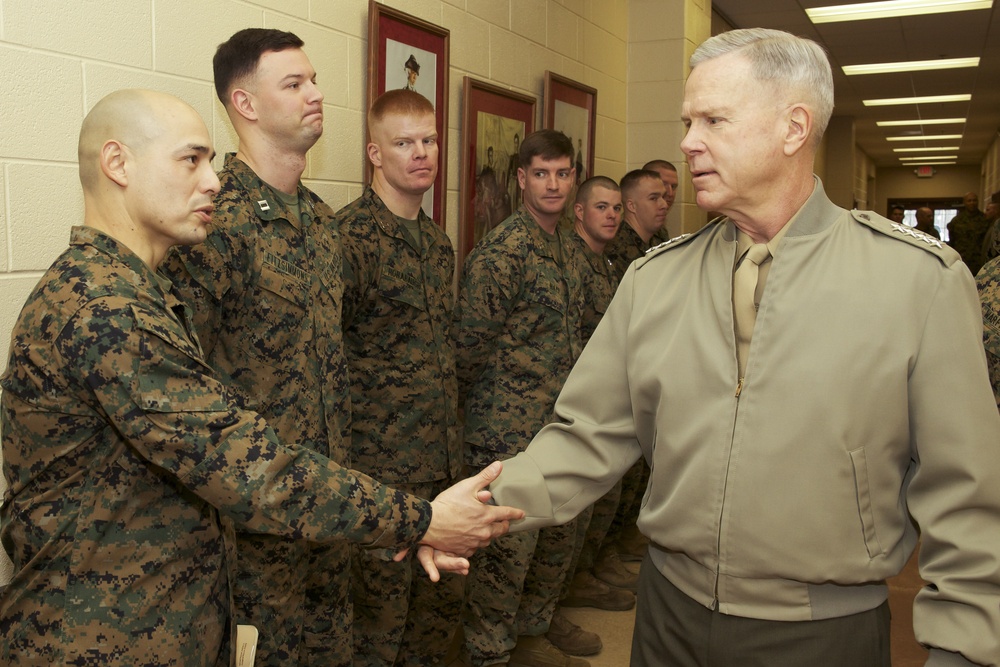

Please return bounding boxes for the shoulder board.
[635,217,722,269]
[850,210,958,267]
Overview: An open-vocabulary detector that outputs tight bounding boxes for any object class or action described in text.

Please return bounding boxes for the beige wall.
[873,165,983,216]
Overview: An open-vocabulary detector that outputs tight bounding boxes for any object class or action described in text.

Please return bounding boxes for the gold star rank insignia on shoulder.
[890,222,943,249]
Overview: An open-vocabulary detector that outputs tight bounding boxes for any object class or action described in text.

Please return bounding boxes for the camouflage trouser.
[232,535,352,667]
[461,446,579,665]
[559,505,595,599]
[604,459,649,547]
[351,480,465,667]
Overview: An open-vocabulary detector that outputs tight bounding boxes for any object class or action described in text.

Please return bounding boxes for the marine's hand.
[422,461,524,556]
[415,546,470,581]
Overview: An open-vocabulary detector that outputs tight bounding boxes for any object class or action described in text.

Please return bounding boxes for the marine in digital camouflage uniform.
[947,192,989,275]
[977,256,1000,407]
[336,89,464,667]
[160,29,363,666]
[0,89,433,667]
[604,170,667,282]
[597,171,670,575]
[560,179,629,606]
[455,130,587,666]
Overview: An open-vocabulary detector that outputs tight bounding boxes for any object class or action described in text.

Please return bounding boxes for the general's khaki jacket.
[492,181,1000,667]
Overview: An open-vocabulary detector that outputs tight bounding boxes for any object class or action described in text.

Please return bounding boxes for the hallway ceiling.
[710,0,1000,168]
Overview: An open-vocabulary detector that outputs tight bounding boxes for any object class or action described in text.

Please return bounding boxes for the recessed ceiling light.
[864,94,971,106]
[843,57,979,75]
[877,118,966,126]
[886,134,963,141]
[899,155,958,160]
[893,146,961,152]
[807,0,992,24]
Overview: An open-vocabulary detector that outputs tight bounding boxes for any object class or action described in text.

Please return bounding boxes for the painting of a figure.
[473,112,524,247]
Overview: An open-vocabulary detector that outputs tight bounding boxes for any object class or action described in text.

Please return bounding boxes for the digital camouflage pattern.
[0,226,432,666]
[977,257,1000,407]
[571,232,618,345]
[455,209,585,665]
[604,221,650,283]
[336,187,464,665]
[161,153,355,666]
[338,187,461,485]
[565,233,623,579]
[456,208,585,461]
[947,207,989,275]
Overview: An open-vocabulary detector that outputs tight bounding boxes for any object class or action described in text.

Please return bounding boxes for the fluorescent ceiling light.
[807,0,992,24]
[893,146,960,152]
[899,155,958,160]
[877,118,966,126]
[906,161,957,165]
[843,57,979,75]
[864,94,971,106]
[886,134,963,141]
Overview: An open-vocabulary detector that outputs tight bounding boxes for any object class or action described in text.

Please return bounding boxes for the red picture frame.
[458,76,536,267]
[543,71,597,185]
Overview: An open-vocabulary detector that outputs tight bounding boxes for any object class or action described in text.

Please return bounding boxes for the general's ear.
[784,103,813,156]
[101,140,129,187]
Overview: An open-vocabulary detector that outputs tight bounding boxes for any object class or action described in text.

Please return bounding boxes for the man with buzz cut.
[604,169,668,282]
[643,159,680,246]
[335,88,464,666]
[162,28,521,666]
[0,88,520,667]
[455,129,588,667]
[547,176,633,659]
[162,28,350,664]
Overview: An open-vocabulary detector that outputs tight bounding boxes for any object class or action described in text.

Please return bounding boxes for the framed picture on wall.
[543,71,597,185]
[366,0,450,224]
[458,76,536,267]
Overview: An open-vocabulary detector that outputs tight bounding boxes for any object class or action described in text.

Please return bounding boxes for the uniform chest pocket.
[243,264,310,368]
[377,268,426,312]
[522,272,567,315]
[131,305,229,414]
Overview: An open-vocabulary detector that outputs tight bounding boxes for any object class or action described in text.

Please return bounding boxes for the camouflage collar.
[223,152,313,229]
[363,186,435,253]
[70,225,174,300]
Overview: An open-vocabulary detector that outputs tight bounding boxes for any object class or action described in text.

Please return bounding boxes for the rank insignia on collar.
[257,199,271,213]
[890,222,943,249]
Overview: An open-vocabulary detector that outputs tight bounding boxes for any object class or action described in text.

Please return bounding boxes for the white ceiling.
[710,0,1000,168]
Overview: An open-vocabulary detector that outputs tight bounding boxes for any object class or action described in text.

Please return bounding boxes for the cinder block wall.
[0,0,630,583]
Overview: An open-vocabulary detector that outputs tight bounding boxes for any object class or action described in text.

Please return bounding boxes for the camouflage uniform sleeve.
[977,258,1000,408]
[454,242,521,403]
[59,296,432,548]
[161,223,240,357]
[335,205,373,330]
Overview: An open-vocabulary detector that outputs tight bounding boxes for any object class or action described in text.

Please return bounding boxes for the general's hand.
[421,461,524,557]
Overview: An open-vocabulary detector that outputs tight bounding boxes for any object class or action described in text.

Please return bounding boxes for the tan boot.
[560,571,635,611]
[593,550,639,592]
[509,635,591,667]
[616,526,649,562]
[545,612,602,657]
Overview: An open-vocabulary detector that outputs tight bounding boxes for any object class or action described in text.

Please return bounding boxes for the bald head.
[79,89,205,191]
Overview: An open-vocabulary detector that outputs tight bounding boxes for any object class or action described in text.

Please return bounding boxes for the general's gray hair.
[691,29,834,145]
